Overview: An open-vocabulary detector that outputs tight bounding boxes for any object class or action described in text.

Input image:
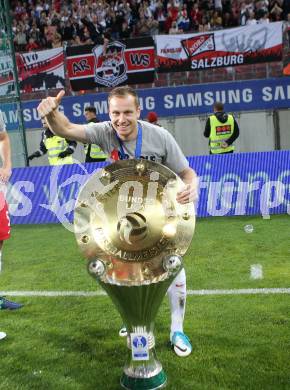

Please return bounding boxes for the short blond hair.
[108,86,140,108]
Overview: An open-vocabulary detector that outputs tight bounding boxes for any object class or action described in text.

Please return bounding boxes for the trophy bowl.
[74,159,195,389]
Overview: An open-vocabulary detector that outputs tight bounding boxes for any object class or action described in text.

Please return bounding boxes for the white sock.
[167,268,186,339]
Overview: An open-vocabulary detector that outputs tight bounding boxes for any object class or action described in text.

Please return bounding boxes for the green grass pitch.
[0,215,289,389]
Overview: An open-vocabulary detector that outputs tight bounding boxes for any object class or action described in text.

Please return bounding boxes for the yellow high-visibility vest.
[84,144,107,159]
[90,144,107,159]
[209,114,235,154]
[44,136,73,165]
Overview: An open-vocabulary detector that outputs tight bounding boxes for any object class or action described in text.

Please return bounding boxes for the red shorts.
[0,192,10,241]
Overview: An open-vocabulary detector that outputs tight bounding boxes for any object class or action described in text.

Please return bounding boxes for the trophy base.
[120,370,167,390]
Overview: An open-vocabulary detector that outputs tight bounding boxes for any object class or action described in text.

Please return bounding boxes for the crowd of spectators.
[10,0,290,52]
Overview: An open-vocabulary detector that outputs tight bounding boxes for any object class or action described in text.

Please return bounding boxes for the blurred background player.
[204,102,240,154]
[83,106,107,163]
[0,109,23,312]
[146,111,161,126]
[28,119,77,165]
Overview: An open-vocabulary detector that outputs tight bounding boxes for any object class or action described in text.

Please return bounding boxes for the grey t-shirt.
[0,110,6,132]
[84,120,188,175]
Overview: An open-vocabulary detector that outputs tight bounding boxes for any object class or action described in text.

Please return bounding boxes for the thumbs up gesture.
[37,90,65,119]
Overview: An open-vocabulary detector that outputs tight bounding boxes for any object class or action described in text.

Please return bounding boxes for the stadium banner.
[1,76,288,130]
[0,52,14,97]
[7,150,290,225]
[283,25,290,75]
[156,22,283,72]
[66,37,155,90]
[16,48,65,93]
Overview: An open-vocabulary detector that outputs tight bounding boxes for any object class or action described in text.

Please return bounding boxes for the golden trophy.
[74,159,195,389]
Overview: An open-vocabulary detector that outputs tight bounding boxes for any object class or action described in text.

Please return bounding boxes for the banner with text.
[16,47,65,93]
[2,77,288,130]
[156,22,283,72]
[0,51,15,97]
[66,37,155,90]
[6,150,290,225]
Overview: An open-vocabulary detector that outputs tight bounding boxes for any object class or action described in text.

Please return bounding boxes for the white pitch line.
[187,288,290,295]
[0,291,106,297]
[0,288,290,297]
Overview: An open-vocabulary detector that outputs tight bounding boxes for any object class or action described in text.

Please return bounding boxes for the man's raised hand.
[37,90,65,119]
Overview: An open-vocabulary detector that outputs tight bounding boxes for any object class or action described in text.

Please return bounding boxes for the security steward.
[28,119,77,165]
[83,106,107,162]
[204,102,239,154]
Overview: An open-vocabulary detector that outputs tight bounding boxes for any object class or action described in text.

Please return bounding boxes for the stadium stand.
[9,0,289,101]
[10,0,289,52]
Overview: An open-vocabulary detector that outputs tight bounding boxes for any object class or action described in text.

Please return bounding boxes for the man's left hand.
[221,141,228,148]
[0,167,11,183]
[58,150,71,159]
[176,180,198,204]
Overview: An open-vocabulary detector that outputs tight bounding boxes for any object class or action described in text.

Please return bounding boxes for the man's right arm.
[28,131,47,161]
[226,118,240,146]
[204,118,210,137]
[39,131,48,154]
[37,91,87,143]
[0,132,12,183]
